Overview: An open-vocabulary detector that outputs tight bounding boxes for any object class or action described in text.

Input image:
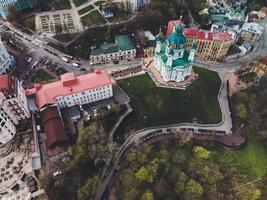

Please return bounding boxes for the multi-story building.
[0,74,30,125]
[154,25,197,82]
[115,0,150,11]
[0,74,30,144]
[0,0,34,18]
[0,40,15,75]
[0,107,16,145]
[183,28,232,62]
[26,70,113,110]
[240,22,264,45]
[90,35,136,64]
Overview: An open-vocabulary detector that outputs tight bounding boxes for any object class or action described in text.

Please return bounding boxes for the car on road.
[62,57,69,63]
[72,62,80,68]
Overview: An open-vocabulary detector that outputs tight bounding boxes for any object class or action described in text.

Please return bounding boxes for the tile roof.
[41,106,67,149]
[26,70,112,109]
[184,28,232,41]
[0,74,11,92]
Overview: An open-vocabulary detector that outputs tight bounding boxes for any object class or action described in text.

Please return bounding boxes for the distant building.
[210,6,245,22]
[26,70,113,110]
[0,74,30,145]
[211,21,240,42]
[100,5,113,18]
[154,25,197,82]
[115,0,150,11]
[0,0,34,18]
[184,28,232,62]
[143,31,156,58]
[0,40,15,75]
[135,31,156,58]
[240,22,264,45]
[90,35,136,64]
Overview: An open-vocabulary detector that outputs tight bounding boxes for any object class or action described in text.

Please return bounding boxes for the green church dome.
[167,25,187,46]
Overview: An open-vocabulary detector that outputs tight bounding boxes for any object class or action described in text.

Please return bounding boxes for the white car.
[72,62,80,67]
[27,57,33,63]
[62,57,69,63]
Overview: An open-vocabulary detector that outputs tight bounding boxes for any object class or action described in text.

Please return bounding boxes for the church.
[154,23,197,83]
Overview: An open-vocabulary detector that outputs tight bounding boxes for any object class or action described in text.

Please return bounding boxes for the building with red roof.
[183,28,232,62]
[41,106,67,149]
[26,70,113,110]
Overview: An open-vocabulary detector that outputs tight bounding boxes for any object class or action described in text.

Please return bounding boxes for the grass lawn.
[78,5,94,15]
[25,16,36,31]
[114,67,222,143]
[73,0,88,7]
[53,0,71,10]
[221,135,267,179]
[81,10,106,27]
[31,70,54,83]
[94,0,106,6]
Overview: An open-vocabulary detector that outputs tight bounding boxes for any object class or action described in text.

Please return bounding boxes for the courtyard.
[114,67,222,143]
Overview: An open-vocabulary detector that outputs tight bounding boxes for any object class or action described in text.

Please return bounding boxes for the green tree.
[236,103,247,120]
[141,190,154,200]
[193,146,211,159]
[7,5,22,22]
[135,166,153,183]
[78,176,99,200]
[184,179,204,200]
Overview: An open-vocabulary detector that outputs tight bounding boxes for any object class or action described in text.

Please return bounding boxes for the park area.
[114,67,222,143]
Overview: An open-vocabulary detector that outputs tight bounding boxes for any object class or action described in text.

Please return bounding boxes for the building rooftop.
[91,35,135,56]
[0,74,12,92]
[115,35,135,51]
[184,28,232,41]
[41,106,67,149]
[26,70,112,109]
[241,22,264,35]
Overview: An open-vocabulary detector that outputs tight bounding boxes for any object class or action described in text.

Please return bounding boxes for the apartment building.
[0,40,15,75]
[183,28,232,62]
[0,74,30,144]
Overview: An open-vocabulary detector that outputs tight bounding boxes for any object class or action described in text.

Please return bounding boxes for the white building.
[26,70,113,110]
[0,107,16,145]
[240,22,264,45]
[0,40,15,75]
[0,74,30,145]
[115,0,150,11]
[0,74,30,125]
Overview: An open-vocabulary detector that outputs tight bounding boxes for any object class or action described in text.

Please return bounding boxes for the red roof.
[184,28,232,41]
[0,74,12,92]
[27,70,112,109]
[41,106,67,149]
[259,56,267,65]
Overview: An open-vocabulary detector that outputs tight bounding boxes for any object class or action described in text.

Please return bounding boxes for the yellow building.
[183,28,232,62]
